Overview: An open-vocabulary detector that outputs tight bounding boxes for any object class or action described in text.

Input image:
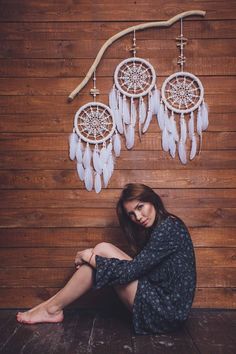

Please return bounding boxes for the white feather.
[201,101,209,130]
[170,112,179,141]
[107,154,114,179]
[178,141,187,164]
[118,91,123,118]
[75,140,83,163]
[190,134,197,160]
[76,162,85,181]
[114,108,124,134]
[84,167,93,191]
[142,108,153,133]
[157,101,165,131]
[113,133,121,157]
[180,115,187,144]
[197,106,202,136]
[164,108,172,132]
[69,131,78,160]
[130,97,137,126]
[95,173,102,193]
[162,126,169,152]
[92,147,102,174]
[109,85,118,111]
[107,141,112,155]
[100,145,109,164]
[139,97,146,124]
[188,112,194,138]
[152,86,161,115]
[82,143,91,168]
[126,124,135,149]
[168,134,176,158]
[103,164,109,187]
[122,95,130,124]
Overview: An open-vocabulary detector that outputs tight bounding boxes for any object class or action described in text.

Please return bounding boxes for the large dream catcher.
[158,18,209,164]
[68,11,207,192]
[109,30,160,149]
[69,73,121,193]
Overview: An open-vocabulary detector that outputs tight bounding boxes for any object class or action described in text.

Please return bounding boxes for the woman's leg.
[17,242,137,324]
[92,242,138,312]
[17,264,94,324]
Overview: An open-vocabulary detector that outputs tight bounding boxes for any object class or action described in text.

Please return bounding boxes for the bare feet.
[16,303,64,324]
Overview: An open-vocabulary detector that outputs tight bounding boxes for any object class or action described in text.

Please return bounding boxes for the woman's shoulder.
[151,215,188,236]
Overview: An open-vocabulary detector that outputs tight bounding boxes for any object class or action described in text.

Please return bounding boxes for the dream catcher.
[158,19,209,164]
[69,73,121,193]
[109,30,160,149]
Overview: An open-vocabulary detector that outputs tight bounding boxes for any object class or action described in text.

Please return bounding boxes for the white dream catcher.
[69,73,121,193]
[158,18,209,164]
[109,30,160,149]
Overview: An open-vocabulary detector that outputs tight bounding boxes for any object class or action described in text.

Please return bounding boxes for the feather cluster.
[156,101,209,164]
[109,84,161,150]
[69,133,121,193]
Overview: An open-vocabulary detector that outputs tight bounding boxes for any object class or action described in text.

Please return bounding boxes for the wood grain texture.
[0,287,234,309]
[1,20,236,41]
[0,113,235,132]
[0,151,236,171]
[0,0,235,309]
[1,170,236,189]
[0,1,236,21]
[0,267,235,287]
[0,227,236,248]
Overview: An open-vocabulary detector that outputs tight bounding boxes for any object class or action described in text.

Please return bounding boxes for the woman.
[17,183,196,334]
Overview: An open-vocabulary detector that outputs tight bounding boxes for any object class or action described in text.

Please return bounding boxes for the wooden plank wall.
[0,1,235,309]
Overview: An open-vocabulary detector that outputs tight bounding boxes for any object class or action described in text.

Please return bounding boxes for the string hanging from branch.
[158,18,208,164]
[69,72,121,193]
[109,30,160,149]
[68,11,206,102]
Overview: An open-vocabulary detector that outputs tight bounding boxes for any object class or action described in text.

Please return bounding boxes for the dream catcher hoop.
[69,73,121,193]
[109,31,160,149]
[158,19,208,164]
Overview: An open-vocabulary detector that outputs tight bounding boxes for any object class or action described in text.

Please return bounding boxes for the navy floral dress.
[93,216,196,335]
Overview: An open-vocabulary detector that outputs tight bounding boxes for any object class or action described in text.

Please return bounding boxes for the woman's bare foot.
[16,303,64,324]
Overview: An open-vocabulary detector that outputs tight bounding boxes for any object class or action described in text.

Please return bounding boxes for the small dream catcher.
[158,19,209,164]
[109,30,160,149]
[69,72,121,193]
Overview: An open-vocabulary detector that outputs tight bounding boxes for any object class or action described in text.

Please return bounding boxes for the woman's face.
[124,199,156,228]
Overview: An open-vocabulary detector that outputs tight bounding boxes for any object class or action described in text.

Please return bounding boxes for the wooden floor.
[0,308,235,354]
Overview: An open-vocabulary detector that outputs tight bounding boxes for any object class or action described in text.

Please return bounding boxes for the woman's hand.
[74,248,94,269]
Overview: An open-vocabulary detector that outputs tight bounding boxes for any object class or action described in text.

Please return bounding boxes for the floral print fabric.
[93,216,196,334]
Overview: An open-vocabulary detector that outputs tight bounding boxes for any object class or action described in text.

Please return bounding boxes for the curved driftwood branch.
[68,10,206,102]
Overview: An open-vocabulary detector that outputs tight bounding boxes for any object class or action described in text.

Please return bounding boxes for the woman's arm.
[94,217,184,288]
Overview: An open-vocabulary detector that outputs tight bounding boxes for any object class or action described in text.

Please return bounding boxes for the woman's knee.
[93,242,115,257]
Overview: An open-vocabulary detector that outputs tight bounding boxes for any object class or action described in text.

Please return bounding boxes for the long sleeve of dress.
[94,217,183,289]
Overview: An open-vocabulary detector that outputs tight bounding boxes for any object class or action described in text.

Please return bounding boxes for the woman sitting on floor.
[17,183,196,335]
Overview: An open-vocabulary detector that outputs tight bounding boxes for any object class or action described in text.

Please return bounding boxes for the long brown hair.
[116,183,172,255]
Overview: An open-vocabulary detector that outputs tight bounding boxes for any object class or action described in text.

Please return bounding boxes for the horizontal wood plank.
[0,287,234,309]
[0,113,234,133]
[0,96,234,114]
[1,189,236,209]
[0,247,235,268]
[0,151,235,170]
[1,170,236,189]
[1,76,235,95]
[0,1,236,21]
[0,227,235,248]
[1,207,234,228]
[1,39,236,59]
[1,21,236,41]
[1,132,236,150]
[0,267,235,287]
[1,58,235,77]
